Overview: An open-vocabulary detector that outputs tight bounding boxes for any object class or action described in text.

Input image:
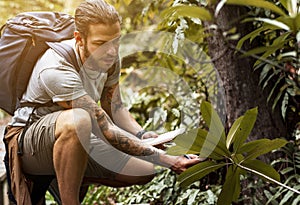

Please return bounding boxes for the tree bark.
[204,5,286,143]
[203,4,287,204]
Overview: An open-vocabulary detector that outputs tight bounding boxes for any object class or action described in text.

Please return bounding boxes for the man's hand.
[140,131,158,139]
[140,131,169,150]
[160,154,204,174]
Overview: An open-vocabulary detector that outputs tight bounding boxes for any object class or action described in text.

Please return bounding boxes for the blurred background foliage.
[0,0,299,204]
[0,0,216,204]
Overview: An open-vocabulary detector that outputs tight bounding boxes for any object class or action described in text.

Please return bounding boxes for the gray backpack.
[0,12,80,115]
[0,12,80,204]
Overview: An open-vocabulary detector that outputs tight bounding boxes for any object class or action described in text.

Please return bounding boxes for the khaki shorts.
[20,110,130,179]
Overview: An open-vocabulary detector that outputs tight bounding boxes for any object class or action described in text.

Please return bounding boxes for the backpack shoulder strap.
[19,42,80,109]
[46,41,80,72]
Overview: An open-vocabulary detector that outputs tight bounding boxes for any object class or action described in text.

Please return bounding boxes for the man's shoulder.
[36,39,77,70]
[46,38,76,60]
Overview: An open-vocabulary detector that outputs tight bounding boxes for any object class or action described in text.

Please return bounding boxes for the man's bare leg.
[83,157,156,187]
[116,157,156,184]
[53,109,91,205]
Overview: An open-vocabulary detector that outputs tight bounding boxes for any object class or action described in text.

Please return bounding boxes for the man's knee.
[55,108,92,144]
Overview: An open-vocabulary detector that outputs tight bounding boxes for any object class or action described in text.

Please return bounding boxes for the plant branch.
[236,163,300,194]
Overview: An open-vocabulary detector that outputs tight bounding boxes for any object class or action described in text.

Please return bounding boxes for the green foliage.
[157,0,211,53]
[45,191,57,205]
[112,0,225,133]
[2,0,299,204]
[82,169,221,204]
[120,62,205,132]
[264,142,300,204]
[224,0,286,16]
[120,48,221,132]
[167,101,290,205]
[161,5,213,22]
[234,0,300,130]
[242,141,300,205]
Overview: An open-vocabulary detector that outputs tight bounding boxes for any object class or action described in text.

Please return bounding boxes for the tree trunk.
[203,4,287,204]
[204,5,286,143]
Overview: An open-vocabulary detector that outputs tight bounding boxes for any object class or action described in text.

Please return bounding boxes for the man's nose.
[107,43,119,56]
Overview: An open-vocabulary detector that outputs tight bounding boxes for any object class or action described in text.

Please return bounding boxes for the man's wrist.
[158,152,178,168]
[136,129,147,139]
[140,148,168,166]
[149,149,176,168]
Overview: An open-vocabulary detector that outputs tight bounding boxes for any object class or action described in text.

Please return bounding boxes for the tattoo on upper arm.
[71,95,105,121]
[71,95,114,132]
[102,84,124,113]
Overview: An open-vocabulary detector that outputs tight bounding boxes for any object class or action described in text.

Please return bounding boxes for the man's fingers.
[187,158,201,166]
[183,155,207,169]
[185,154,206,161]
[141,131,158,139]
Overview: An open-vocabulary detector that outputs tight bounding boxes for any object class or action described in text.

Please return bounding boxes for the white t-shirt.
[10,39,120,126]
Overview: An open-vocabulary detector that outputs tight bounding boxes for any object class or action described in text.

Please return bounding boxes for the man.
[5,0,200,204]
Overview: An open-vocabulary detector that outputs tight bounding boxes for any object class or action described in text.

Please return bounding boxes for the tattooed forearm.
[71,95,163,165]
[102,126,162,164]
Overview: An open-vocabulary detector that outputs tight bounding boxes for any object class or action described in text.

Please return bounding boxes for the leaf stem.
[237,163,300,194]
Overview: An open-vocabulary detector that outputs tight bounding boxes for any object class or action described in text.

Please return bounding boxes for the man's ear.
[74,31,84,47]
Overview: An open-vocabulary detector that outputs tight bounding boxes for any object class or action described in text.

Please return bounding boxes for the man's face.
[80,22,121,71]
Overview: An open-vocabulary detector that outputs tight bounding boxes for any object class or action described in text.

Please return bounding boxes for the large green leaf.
[279,0,289,14]
[253,17,290,30]
[226,0,286,16]
[200,101,226,146]
[240,138,288,161]
[160,5,213,22]
[295,13,300,31]
[226,115,244,149]
[168,128,230,159]
[166,145,199,155]
[241,159,280,182]
[279,0,297,17]
[170,128,202,153]
[217,165,241,205]
[178,161,227,187]
[200,132,231,159]
[275,16,298,31]
[232,107,258,152]
[238,138,270,153]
